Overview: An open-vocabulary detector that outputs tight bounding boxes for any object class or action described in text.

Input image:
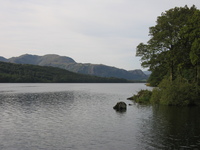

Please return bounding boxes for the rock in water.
[113,102,127,111]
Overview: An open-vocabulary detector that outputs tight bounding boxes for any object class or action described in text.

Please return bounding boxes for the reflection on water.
[0,84,199,150]
[139,105,200,149]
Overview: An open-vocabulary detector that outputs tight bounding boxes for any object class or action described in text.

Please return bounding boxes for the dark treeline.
[133,5,200,106]
[0,61,131,83]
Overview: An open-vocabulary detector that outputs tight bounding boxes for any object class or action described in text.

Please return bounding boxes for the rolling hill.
[0,61,129,83]
[0,54,148,81]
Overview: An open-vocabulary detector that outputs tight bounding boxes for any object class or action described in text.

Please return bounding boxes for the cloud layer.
[0,0,200,70]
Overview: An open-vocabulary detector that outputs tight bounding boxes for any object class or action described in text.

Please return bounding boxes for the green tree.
[136,5,198,85]
[181,9,200,85]
[135,5,200,106]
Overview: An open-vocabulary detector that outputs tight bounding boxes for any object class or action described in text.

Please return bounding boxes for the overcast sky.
[0,0,200,70]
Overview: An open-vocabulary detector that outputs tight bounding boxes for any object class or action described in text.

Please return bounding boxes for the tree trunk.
[169,45,175,82]
[170,63,174,82]
[197,64,199,86]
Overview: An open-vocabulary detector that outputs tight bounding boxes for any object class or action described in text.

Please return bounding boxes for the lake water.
[0,83,200,150]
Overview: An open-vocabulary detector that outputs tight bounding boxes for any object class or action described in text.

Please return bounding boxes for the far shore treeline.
[129,5,200,106]
[0,61,142,83]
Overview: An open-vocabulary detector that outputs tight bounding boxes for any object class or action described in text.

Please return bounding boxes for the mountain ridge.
[0,54,148,81]
[0,61,129,83]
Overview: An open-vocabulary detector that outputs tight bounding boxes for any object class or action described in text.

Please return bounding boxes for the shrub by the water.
[129,77,200,106]
[150,88,161,104]
[150,77,199,106]
[128,89,152,104]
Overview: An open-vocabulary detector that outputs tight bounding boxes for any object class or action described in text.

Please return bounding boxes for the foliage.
[147,66,167,86]
[150,77,199,106]
[136,5,198,84]
[128,89,152,104]
[135,5,200,106]
[0,61,130,83]
[150,88,161,104]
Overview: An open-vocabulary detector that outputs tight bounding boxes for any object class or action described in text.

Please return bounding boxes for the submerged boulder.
[113,102,127,111]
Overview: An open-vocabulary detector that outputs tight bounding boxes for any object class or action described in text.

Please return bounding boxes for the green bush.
[130,89,152,104]
[150,88,161,104]
[151,77,199,106]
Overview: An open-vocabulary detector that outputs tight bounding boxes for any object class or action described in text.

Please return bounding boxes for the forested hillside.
[0,54,148,81]
[0,61,129,83]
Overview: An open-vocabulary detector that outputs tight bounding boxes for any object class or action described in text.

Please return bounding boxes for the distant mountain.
[0,54,148,81]
[0,61,129,83]
[143,71,151,75]
[9,54,76,65]
[0,56,8,62]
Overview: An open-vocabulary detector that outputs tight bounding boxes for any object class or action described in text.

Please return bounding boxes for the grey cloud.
[0,0,200,70]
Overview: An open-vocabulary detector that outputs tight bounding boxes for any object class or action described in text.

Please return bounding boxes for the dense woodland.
[0,61,130,83]
[133,5,200,106]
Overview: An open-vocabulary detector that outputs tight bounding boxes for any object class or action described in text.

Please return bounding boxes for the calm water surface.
[0,83,200,150]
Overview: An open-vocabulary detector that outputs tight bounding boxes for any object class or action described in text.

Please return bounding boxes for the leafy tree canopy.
[136,5,200,86]
[134,5,200,106]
